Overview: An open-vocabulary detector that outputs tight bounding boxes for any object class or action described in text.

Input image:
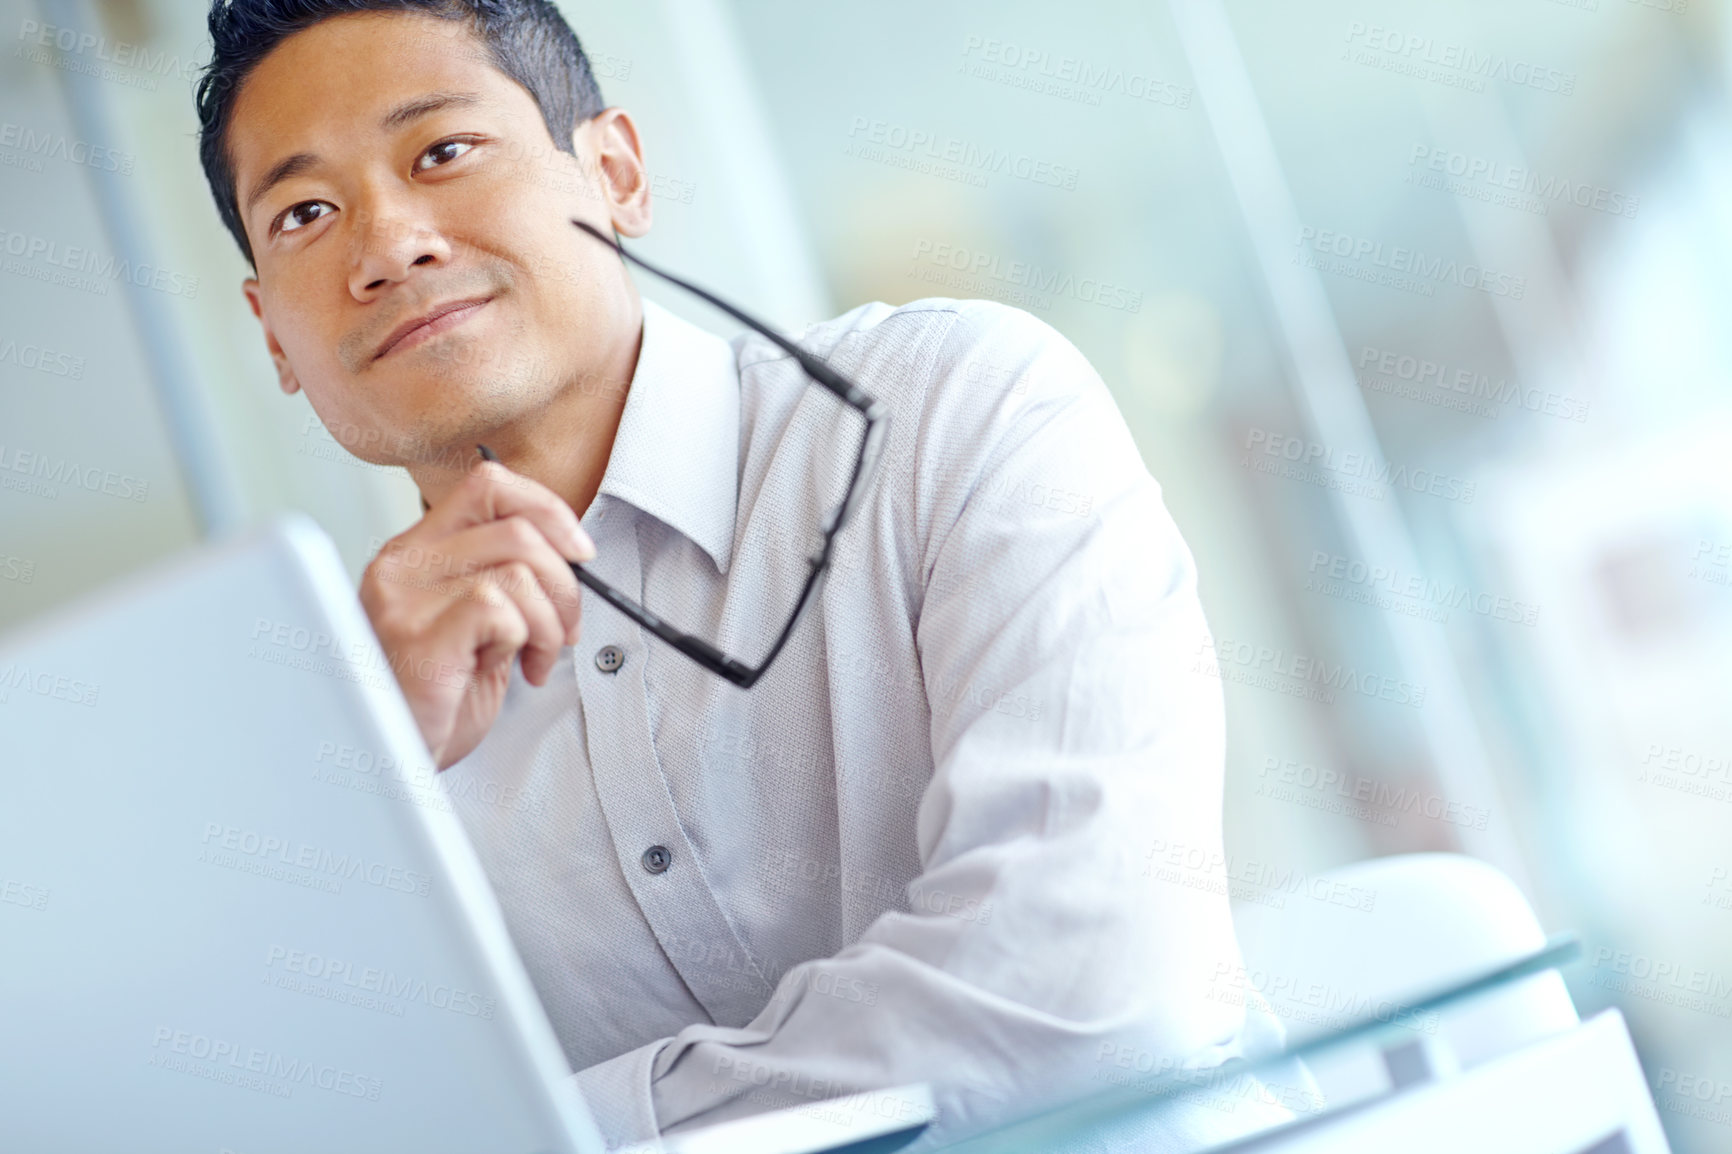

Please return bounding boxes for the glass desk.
[917,935,1583,1153]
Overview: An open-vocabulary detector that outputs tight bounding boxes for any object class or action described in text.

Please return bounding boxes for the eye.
[278,201,335,234]
[414,138,475,173]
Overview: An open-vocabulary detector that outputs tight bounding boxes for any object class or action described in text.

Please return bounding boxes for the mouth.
[373,296,493,362]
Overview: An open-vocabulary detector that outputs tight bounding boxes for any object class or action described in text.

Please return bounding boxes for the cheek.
[264,272,342,357]
[476,153,603,267]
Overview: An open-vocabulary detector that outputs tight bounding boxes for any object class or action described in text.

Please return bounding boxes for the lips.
[373,296,492,362]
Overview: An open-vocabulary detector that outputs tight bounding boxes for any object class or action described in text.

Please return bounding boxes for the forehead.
[227,11,523,184]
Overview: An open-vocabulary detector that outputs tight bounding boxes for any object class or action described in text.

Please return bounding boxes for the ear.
[242,277,302,396]
[582,108,653,239]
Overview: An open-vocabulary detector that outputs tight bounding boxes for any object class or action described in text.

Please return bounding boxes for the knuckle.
[503,561,538,596]
[504,515,540,553]
[497,605,531,644]
[368,609,414,649]
[469,574,507,606]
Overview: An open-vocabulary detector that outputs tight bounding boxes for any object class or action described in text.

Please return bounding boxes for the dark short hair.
[195,0,606,267]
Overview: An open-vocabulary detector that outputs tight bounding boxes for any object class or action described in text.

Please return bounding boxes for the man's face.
[230,11,649,467]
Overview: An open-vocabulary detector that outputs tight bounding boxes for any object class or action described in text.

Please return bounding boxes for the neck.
[411,295,644,519]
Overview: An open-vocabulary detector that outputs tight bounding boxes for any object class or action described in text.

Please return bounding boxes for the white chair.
[1209,1008,1670,1154]
[1230,852,1578,1100]
[1223,853,1670,1153]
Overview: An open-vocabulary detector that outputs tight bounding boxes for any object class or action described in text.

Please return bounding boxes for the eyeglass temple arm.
[566,559,764,688]
[564,485,846,690]
[571,220,884,420]
[571,218,890,566]
[478,229,891,689]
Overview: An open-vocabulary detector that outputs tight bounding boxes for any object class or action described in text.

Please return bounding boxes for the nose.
[346,196,453,301]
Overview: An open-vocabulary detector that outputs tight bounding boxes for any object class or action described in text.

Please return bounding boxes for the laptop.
[0,513,932,1154]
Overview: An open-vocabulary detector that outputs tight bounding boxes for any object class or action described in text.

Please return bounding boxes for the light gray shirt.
[441,296,1290,1150]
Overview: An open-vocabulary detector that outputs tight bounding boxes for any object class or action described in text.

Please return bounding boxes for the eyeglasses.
[478,219,887,690]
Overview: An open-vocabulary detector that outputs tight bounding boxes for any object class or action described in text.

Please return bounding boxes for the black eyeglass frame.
[478,219,888,690]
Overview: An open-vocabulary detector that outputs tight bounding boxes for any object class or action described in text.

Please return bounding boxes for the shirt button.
[594,645,625,674]
[642,845,672,874]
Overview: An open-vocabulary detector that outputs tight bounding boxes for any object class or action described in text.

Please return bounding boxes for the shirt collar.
[594,297,741,575]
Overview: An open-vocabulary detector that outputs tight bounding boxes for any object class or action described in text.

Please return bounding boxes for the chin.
[374,384,526,463]
[408,337,556,402]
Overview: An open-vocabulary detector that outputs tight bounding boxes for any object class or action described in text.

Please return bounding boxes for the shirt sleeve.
[571,302,1293,1151]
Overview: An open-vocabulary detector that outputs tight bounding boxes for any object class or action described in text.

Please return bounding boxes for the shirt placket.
[573,503,773,1028]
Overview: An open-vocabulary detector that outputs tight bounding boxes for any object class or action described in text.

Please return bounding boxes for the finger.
[427,577,532,686]
[422,459,596,563]
[472,561,566,686]
[431,516,584,645]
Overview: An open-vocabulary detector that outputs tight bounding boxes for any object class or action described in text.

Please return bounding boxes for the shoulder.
[773,298,1138,493]
[796,299,1149,565]
[802,297,1094,380]
[791,298,1113,441]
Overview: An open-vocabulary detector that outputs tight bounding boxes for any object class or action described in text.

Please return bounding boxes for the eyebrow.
[245,151,318,216]
[380,90,481,131]
[242,91,484,217]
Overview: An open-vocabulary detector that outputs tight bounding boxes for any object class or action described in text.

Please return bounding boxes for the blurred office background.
[2,0,1731,1146]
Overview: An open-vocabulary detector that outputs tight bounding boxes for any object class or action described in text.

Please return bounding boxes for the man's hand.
[360,460,596,770]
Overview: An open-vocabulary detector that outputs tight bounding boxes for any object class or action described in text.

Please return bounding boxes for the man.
[195,0,1291,1147]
